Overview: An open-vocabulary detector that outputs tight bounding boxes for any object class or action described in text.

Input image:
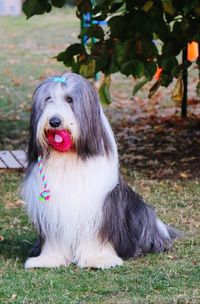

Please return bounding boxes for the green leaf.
[132,78,150,96]
[23,0,51,18]
[121,60,145,78]
[148,80,161,98]
[159,56,179,72]
[108,16,122,37]
[81,25,104,40]
[142,1,154,12]
[110,2,125,13]
[161,0,175,15]
[79,60,96,78]
[99,75,112,105]
[145,62,157,78]
[51,0,66,8]
[149,6,170,41]
[56,43,85,65]
[194,6,200,16]
[170,61,191,78]
[93,45,109,72]
[95,0,108,6]
[115,41,126,64]
[197,81,200,97]
[108,55,120,74]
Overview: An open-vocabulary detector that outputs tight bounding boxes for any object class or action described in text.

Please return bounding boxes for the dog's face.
[35,77,79,150]
[28,73,111,163]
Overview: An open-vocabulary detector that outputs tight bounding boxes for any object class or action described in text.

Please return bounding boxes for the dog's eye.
[65,96,73,103]
[44,96,51,103]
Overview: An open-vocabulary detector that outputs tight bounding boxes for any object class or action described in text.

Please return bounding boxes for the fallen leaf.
[180,172,189,178]
[12,78,23,86]
[167,255,180,260]
[11,293,17,300]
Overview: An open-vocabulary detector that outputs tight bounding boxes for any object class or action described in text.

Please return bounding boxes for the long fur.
[22,72,179,269]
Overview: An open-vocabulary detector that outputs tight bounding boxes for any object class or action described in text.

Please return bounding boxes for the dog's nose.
[49,116,62,128]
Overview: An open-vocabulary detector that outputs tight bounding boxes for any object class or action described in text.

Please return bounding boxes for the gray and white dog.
[22,72,179,269]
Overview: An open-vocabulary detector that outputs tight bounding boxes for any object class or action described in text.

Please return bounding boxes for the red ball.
[46,129,73,152]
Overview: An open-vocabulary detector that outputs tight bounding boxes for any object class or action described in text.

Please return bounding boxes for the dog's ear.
[27,91,43,165]
[73,81,112,159]
[27,105,38,164]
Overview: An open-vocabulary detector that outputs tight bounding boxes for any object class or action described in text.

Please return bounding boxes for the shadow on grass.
[0,119,29,150]
[0,234,36,263]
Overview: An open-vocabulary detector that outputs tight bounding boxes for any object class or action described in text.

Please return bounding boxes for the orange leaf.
[154,67,163,80]
[187,41,199,62]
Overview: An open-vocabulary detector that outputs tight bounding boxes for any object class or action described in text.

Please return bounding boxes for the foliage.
[1,11,200,153]
[23,0,67,18]
[23,0,200,99]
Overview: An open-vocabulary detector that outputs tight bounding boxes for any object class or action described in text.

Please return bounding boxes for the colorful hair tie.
[52,76,66,84]
[37,155,50,202]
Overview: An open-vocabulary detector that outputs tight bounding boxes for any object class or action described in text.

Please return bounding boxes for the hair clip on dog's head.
[52,76,66,84]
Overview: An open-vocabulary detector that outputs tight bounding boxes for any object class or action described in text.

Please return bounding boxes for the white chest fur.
[23,152,118,252]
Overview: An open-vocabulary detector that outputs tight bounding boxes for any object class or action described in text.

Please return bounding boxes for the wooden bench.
[0,150,27,170]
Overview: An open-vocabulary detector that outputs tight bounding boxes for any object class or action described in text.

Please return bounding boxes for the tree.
[23,0,200,114]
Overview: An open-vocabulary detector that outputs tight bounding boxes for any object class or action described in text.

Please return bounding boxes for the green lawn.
[0,172,200,304]
[0,7,200,304]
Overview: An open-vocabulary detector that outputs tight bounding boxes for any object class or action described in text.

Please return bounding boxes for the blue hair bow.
[52,76,66,84]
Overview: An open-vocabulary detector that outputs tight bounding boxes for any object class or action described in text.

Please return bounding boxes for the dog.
[22,72,179,269]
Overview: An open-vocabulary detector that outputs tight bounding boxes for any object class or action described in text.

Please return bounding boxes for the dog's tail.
[100,178,182,258]
[153,217,183,252]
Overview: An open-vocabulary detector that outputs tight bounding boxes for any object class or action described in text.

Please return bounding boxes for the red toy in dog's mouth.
[46,129,73,152]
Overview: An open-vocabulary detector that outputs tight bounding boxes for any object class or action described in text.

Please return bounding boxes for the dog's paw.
[94,256,123,269]
[78,255,123,269]
[24,256,69,269]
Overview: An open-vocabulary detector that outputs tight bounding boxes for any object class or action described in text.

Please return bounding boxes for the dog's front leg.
[28,235,43,257]
[75,237,123,269]
[24,241,71,269]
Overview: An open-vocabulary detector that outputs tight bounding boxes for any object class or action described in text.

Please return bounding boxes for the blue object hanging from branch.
[81,8,107,45]
[81,1,107,80]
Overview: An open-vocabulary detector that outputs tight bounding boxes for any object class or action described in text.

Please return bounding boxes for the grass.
[0,172,200,304]
[0,7,200,304]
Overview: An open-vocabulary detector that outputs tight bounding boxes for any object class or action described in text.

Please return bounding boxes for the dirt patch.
[107,99,200,179]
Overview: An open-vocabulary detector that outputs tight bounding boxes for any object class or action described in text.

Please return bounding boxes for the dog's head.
[28,72,112,163]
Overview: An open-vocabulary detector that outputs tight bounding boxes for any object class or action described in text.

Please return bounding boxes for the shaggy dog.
[22,72,178,269]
